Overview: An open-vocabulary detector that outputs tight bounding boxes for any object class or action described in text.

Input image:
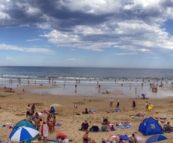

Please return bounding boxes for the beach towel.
[90,109,96,113]
[55,123,62,127]
[90,109,96,114]
[41,124,48,137]
[116,109,121,112]
[46,139,58,142]
[106,109,121,113]
[117,122,131,129]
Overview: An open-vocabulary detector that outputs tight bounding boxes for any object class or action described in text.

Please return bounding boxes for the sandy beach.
[0,84,173,143]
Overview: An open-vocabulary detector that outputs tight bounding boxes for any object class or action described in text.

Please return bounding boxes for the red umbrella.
[56,132,67,138]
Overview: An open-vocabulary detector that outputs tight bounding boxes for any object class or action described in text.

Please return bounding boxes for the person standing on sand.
[41,121,48,141]
[116,100,120,109]
[109,98,113,107]
[31,104,36,115]
[132,100,136,109]
[145,101,149,111]
[26,104,31,118]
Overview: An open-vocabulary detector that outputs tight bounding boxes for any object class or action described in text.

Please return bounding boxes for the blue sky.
[0,0,173,68]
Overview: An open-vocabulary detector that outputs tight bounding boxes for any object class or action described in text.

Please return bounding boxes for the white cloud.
[0,44,55,54]
[113,52,137,56]
[6,57,16,60]
[42,20,173,52]
[67,58,76,61]
[26,39,41,42]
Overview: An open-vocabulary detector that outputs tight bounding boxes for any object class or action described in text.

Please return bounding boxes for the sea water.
[0,66,173,98]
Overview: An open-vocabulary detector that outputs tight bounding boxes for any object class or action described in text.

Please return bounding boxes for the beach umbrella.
[13,119,35,130]
[9,126,39,141]
[146,134,167,143]
[50,103,61,107]
[56,132,67,138]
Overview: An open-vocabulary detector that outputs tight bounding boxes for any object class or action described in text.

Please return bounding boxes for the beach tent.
[146,134,167,143]
[138,117,163,136]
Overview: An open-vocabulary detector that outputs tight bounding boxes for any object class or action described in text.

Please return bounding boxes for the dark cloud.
[1,0,171,30]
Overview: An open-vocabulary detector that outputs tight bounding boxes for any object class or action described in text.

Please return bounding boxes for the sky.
[0,0,173,68]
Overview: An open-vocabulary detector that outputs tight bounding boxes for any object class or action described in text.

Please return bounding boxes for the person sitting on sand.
[102,117,109,125]
[79,120,89,131]
[50,107,55,114]
[118,138,124,143]
[135,112,145,117]
[163,122,171,131]
[129,133,138,143]
[82,108,89,114]
[116,122,124,126]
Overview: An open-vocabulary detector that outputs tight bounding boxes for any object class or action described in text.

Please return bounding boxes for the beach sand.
[0,85,173,143]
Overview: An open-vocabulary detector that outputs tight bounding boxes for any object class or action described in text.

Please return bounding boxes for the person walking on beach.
[132,100,136,109]
[31,103,36,115]
[145,101,149,111]
[109,98,113,107]
[26,104,31,118]
[116,100,120,109]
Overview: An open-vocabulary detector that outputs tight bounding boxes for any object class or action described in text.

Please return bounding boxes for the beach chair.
[90,126,99,132]
[101,126,107,132]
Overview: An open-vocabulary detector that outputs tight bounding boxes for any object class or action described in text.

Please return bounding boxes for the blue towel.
[90,109,96,113]
[116,109,121,112]
[55,123,62,127]
[117,125,125,129]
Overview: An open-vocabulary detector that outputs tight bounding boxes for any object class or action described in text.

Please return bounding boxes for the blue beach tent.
[138,117,163,136]
[146,134,167,143]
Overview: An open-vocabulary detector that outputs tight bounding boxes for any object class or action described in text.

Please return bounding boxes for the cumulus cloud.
[0,0,173,52]
[0,44,54,54]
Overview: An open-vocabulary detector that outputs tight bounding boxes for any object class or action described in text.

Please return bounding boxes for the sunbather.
[116,122,124,126]
[135,112,145,117]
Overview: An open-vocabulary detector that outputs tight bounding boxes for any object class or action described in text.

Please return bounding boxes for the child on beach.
[110,98,113,107]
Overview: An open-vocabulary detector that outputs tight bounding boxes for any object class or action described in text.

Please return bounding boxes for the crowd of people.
[25,104,69,142]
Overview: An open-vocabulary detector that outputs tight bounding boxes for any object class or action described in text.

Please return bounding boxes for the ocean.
[0,66,173,98]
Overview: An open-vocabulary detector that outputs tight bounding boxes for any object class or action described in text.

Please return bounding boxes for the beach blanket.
[117,122,131,129]
[90,109,96,114]
[55,123,62,127]
[46,139,57,142]
[106,109,121,113]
